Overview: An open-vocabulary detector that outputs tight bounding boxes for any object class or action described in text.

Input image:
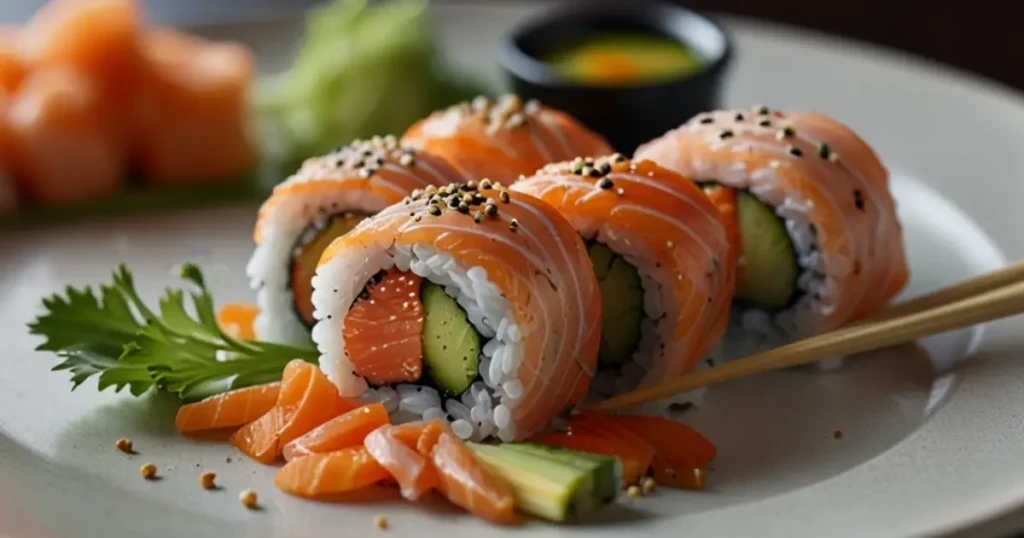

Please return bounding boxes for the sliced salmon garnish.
[343,269,425,385]
[567,411,656,486]
[604,414,716,474]
[175,382,281,436]
[274,447,391,499]
[283,403,389,461]
[230,405,293,464]
[216,302,259,340]
[427,431,516,525]
[6,65,124,207]
[364,423,438,501]
[231,360,348,463]
[415,419,453,457]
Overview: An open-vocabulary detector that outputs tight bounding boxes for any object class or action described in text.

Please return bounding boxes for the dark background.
[679,0,1021,90]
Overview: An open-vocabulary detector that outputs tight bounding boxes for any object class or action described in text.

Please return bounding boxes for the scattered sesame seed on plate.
[140,463,157,480]
[200,471,217,489]
[115,438,133,453]
[239,489,258,509]
[375,515,388,530]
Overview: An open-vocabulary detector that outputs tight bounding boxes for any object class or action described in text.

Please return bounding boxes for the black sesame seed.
[473,211,483,223]
[598,162,612,175]
[818,143,832,159]
[699,117,714,124]
[458,202,470,214]
[719,129,734,140]
[597,178,613,190]
[499,191,510,203]
[447,197,460,208]
[427,205,442,216]
[788,146,803,157]
[734,113,745,121]
[509,219,519,232]
[854,189,865,211]
[484,203,498,216]
[754,105,769,115]
[759,119,772,127]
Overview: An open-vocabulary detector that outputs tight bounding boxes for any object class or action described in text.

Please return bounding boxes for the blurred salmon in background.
[0,0,257,214]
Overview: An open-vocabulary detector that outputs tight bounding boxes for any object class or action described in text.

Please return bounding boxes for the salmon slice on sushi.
[401,94,612,184]
[512,156,734,407]
[311,180,601,442]
[247,137,468,346]
[634,106,909,359]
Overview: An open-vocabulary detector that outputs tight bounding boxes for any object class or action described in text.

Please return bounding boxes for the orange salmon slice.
[282,403,389,461]
[343,269,425,385]
[175,382,281,435]
[426,432,516,525]
[604,414,716,485]
[364,423,439,501]
[274,447,391,499]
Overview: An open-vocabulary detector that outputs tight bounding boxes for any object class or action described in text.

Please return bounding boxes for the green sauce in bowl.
[544,32,705,85]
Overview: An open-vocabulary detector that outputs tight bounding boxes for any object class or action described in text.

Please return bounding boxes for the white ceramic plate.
[3,3,1024,537]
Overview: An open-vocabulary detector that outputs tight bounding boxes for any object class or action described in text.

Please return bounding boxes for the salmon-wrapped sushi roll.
[311,181,601,441]
[635,107,909,356]
[401,94,612,184]
[247,136,467,345]
[512,156,734,401]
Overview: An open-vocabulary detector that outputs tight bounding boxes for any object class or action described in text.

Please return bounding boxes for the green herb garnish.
[28,263,317,402]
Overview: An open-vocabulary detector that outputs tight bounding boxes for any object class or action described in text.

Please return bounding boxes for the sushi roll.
[401,94,612,184]
[247,136,467,345]
[512,156,734,401]
[635,107,909,357]
[311,181,601,441]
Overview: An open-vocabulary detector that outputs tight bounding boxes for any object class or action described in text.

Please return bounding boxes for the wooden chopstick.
[854,261,1024,324]
[588,270,1024,413]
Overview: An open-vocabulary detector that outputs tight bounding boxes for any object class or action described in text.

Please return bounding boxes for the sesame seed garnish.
[140,463,157,479]
[414,215,422,222]
[427,205,441,216]
[508,219,519,232]
[457,202,470,214]
[239,489,258,509]
[484,203,498,216]
[627,485,642,498]
[597,178,613,190]
[375,515,388,530]
[734,112,745,121]
[753,104,769,115]
[788,146,803,157]
[359,167,374,179]
[666,240,675,248]
[718,129,734,140]
[115,438,133,453]
[699,117,714,124]
[499,191,510,203]
[447,197,460,209]
[399,153,415,166]
[611,153,627,163]
[480,178,493,189]
[776,125,796,140]
[854,190,865,211]
[598,162,612,175]
[580,165,593,176]
[473,211,483,223]
[817,143,833,159]
[200,471,217,489]
[828,151,840,163]
[641,477,657,494]
[759,119,771,127]
[616,187,625,196]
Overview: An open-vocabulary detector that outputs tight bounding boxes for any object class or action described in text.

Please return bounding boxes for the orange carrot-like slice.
[605,414,716,468]
[230,405,294,464]
[283,403,389,461]
[428,432,516,525]
[274,447,391,499]
[216,303,258,340]
[364,423,438,501]
[175,382,280,435]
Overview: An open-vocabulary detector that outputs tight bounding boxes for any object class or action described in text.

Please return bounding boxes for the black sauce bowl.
[499,0,733,155]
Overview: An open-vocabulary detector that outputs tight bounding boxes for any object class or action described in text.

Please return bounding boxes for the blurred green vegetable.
[258,0,486,177]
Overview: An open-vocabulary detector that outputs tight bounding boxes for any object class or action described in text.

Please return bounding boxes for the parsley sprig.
[28,263,318,402]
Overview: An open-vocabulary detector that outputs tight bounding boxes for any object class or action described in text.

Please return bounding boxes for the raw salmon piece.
[0,27,26,93]
[274,447,391,499]
[605,414,716,468]
[230,405,294,464]
[274,360,350,448]
[364,423,438,501]
[528,432,649,487]
[415,419,454,457]
[20,0,141,97]
[216,302,259,340]
[175,382,281,435]
[282,403,389,461]
[568,411,656,486]
[342,269,424,385]
[402,94,612,184]
[428,432,516,524]
[6,65,124,207]
[132,28,256,186]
